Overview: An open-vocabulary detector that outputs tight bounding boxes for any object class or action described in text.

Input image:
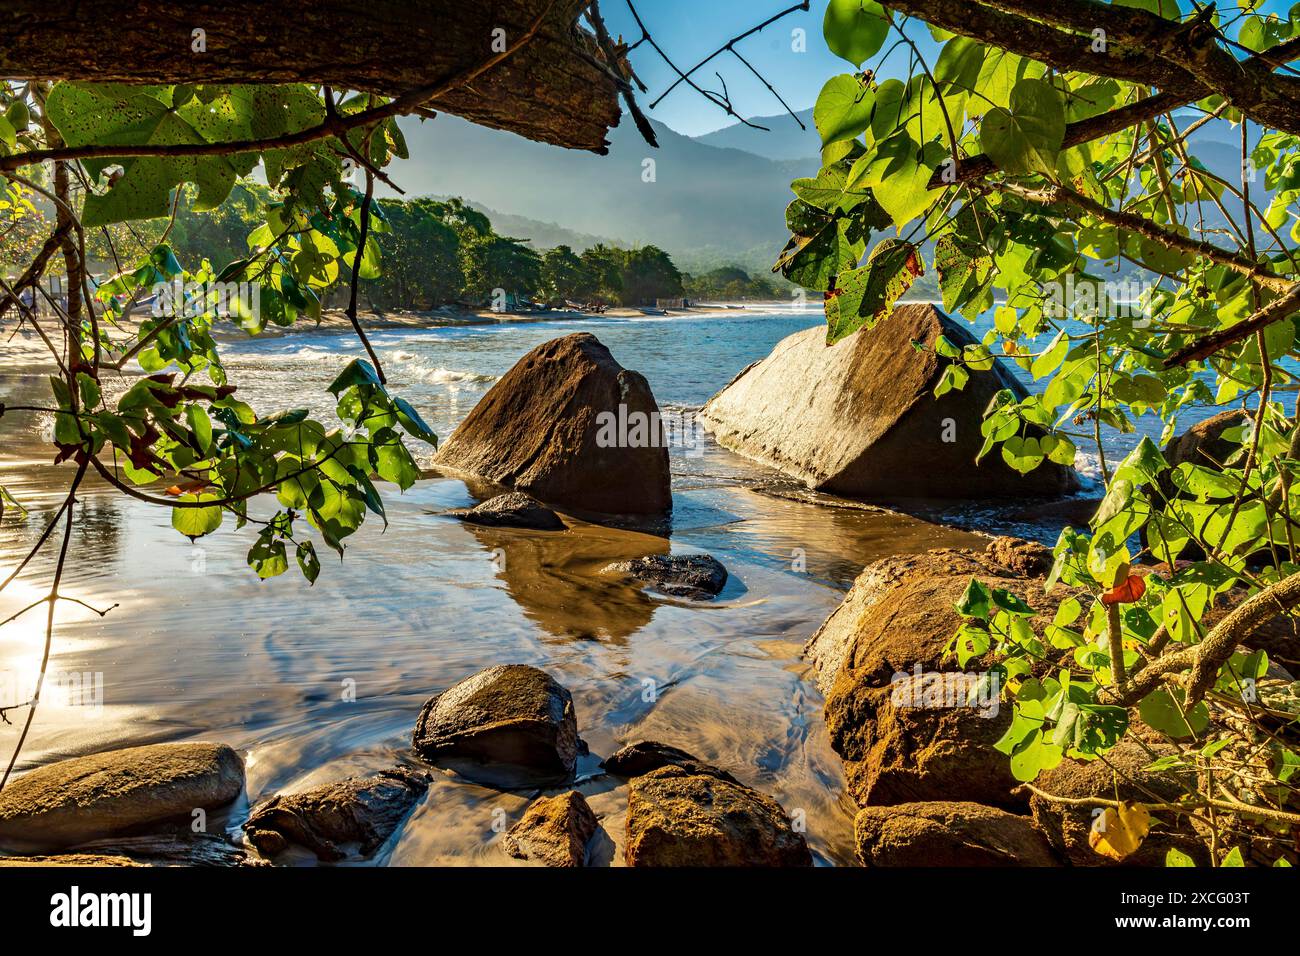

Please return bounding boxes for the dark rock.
[434,333,672,515]
[444,492,565,531]
[700,304,1079,500]
[501,791,598,867]
[601,553,728,599]
[73,829,257,867]
[413,665,579,785]
[855,801,1059,866]
[624,765,811,867]
[601,740,740,784]
[0,742,244,850]
[243,767,429,862]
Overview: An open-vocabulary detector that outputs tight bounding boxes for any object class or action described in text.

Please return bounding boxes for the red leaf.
[1101,574,1146,606]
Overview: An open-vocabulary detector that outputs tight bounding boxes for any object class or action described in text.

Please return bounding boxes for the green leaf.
[171,494,223,539]
[956,578,993,619]
[296,540,321,584]
[824,239,922,343]
[813,74,875,147]
[979,78,1066,176]
[1139,687,1211,740]
[823,0,890,67]
[1001,435,1044,474]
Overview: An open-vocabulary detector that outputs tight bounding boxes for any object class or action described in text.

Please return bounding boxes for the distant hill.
[692,108,820,161]
[386,113,814,276]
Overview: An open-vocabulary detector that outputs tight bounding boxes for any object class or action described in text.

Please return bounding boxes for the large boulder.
[855,801,1059,866]
[828,672,1021,810]
[624,765,811,867]
[699,304,1078,500]
[1029,738,1210,867]
[243,767,429,861]
[412,665,579,785]
[806,541,1076,810]
[501,791,599,867]
[0,742,244,850]
[434,333,671,515]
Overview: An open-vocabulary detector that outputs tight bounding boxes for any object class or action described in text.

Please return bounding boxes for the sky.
[597,0,1295,138]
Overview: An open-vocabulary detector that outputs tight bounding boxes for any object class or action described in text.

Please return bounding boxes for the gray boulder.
[601,554,728,599]
[444,492,565,531]
[699,304,1078,500]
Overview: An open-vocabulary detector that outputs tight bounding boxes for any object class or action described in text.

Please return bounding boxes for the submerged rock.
[624,765,811,867]
[855,801,1058,866]
[601,740,740,784]
[601,553,728,599]
[434,333,672,515]
[444,492,565,531]
[243,767,429,862]
[501,791,598,867]
[0,742,244,850]
[699,303,1078,500]
[412,664,579,785]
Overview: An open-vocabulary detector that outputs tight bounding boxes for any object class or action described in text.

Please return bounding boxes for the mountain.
[385,113,815,275]
[692,108,820,161]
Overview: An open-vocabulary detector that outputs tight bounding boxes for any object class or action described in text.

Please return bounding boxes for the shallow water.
[0,305,1211,865]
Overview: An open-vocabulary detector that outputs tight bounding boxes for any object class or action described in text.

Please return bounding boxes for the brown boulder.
[699,304,1079,500]
[855,801,1059,866]
[413,664,579,785]
[0,853,142,867]
[0,742,244,850]
[827,672,1022,810]
[1030,739,1210,866]
[625,765,811,867]
[244,767,429,861]
[434,333,671,515]
[501,791,598,867]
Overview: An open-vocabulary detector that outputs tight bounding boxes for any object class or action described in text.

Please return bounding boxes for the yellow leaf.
[1088,801,1151,862]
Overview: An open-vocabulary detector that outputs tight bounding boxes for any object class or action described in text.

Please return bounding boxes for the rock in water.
[434,333,671,515]
[444,492,565,530]
[624,765,811,867]
[601,740,740,784]
[0,742,244,850]
[601,554,728,599]
[699,303,1078,499]
[855,801,1059,866]
[412,665,579,785]
[501,791,598,866]
[243,767,430,862]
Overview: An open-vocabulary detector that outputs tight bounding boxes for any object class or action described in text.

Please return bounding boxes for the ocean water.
[0,304,1223,865]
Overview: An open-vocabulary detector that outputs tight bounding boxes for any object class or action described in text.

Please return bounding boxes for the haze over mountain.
[388,112,815,275]
[692,109,820,162]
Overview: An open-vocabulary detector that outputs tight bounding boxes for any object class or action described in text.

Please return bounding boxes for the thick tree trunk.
[0,0,622,152]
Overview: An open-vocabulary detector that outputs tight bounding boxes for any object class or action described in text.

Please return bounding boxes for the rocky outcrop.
[601,740,741,784]
[244,767,429,861]
[0,853,143,867]
[806,541,1076,812]
[855,801,1059,866]
[1029,739,1210,867]
[72,830,256,867]
[624,765,811,867]
[828,672,1022,809]
[444,492,565,531]
[501,791,598,867]
[601,554,728,599]
[699,304,1079,500]
[434,333,672,515]
[413,665,579,785]
[0,742,244,850]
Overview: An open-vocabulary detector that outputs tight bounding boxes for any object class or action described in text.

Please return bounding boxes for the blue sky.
[599,0,1295,138]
